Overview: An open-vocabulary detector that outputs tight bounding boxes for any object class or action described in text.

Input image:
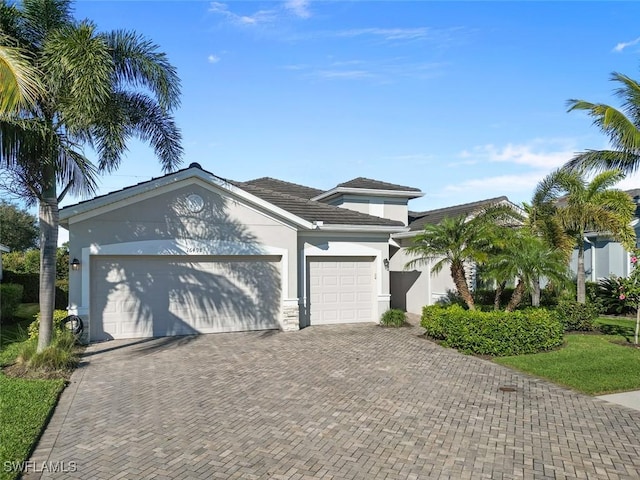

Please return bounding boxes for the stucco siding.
[67,182,298,325]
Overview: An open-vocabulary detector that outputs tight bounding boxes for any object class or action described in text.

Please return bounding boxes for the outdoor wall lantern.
[71,258,80,271]
[383,258,390,270]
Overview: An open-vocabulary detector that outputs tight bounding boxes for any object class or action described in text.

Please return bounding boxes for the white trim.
[312,187,424,202]
[60,168,314,230]
[71,239,290,340]
[317,224,408,233]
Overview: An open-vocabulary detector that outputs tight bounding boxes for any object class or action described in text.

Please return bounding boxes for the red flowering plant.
[616,250,640,344]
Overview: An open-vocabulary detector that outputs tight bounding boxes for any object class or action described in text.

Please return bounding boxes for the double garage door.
[90,255,281,341]
[307,256,376,325]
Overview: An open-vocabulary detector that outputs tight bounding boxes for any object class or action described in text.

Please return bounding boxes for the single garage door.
[90,255,281,341]
[307,256,375,325]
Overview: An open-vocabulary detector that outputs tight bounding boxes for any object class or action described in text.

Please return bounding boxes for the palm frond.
[0,41,42,112]
[103,29,181,111]
[564,150,640,174]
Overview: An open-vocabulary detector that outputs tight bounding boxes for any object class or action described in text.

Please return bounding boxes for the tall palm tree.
[405,205,520,310]
[0,0,183,352]
[485,231,570,311]
[566,73,640,174]
[532,169,635,303]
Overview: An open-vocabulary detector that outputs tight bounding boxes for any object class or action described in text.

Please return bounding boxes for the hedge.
[0,283,24,320]
[28,309,71,340]
[554,300,598,332]
[421,305,563,356]
[0,271,68,309]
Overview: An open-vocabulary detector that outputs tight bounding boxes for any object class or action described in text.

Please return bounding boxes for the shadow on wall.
[90,189,281,341]
[389,271,420,311]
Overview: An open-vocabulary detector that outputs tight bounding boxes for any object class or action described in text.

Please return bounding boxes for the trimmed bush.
[17,329,78,371]
[380,309,407,327]
[554,300,599,332]
[0,283,24,320]
[28,310,70,340]
[421,305,563,356]
[1,271,38,302]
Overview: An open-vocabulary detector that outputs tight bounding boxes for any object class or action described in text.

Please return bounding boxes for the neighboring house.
[569,188,640,282]
[0,244,9,281]
[388,197,521,314]
[60,163,424,342]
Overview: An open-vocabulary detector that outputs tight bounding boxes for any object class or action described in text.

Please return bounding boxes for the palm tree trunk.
[451,261,475,310]
[37,179,59,353]
[494,281,506,311]
[506,279,525,312]
[531,278,541,307]
[577,242,586,304]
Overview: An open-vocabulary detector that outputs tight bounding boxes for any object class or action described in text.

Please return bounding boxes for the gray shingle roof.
[408,196,509,231]
[232,180,404,227]
[337,177,421,192]
[243,177,324,199]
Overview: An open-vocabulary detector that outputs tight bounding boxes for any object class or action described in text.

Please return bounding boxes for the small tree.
[615,252,640,345]
[0,200,38,250]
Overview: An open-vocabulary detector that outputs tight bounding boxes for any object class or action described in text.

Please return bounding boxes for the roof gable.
[60,164,406,231]
[408,196,515,231]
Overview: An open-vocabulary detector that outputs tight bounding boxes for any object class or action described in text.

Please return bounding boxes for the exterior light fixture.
[383,258,390,270]
[71,258,80,271]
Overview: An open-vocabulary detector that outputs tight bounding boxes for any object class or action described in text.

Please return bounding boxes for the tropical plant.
[531,169,635,303]
[0,37,41,112]
[484,231,570,311]
[566,73,640,174]
[614,252,640,344]
[0,0,183,352]
[405,205,521,310]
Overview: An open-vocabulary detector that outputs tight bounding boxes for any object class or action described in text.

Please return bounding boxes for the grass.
[0,304,69,480]
[495,321,640,395]
[0,376,64,480]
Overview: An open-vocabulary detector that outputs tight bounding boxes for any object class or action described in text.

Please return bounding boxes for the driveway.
[25,322,640,479]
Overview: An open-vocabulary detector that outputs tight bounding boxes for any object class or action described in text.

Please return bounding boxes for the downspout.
[584,236,596,282]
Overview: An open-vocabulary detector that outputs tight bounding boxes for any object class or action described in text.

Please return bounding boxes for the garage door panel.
[308,256,375,325]
[90,255,281,341]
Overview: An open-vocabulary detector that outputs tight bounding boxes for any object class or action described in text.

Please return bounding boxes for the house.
[569,188,640,282]
[59,163,424,342]
[0,244,9,281]
[388,197,522,314]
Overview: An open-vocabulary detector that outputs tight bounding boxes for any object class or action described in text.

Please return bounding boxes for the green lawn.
[0,304,66,480]
[495,328,640,395]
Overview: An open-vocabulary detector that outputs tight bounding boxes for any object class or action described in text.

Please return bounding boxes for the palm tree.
[405,205,520,310]
[566,73,640,174]
[0,0,183,352]
[532,169,635,303]
[485,231,570,311]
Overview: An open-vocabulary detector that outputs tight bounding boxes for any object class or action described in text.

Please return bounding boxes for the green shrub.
[380,309,407,327]
[595,276,634,315]
[28,310,70,340]
[0,283,24,320]
[55,279,68,310]
[17,329,78,371]
[420,305,563,356]
[1,271,39,302]
[554,300,599,332]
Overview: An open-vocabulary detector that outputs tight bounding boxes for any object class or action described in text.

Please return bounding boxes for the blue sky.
[61,1,640,218]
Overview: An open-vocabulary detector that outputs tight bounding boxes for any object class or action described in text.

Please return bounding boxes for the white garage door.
[307,256,375,325]
[90,255,281,341]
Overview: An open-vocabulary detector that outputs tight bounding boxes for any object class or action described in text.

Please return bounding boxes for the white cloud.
[315,69,374,80]
[459,140,577,170]
[613,36,640,53]
[209,1,310,26]
[285,0,311,19]
[207,54,220,64]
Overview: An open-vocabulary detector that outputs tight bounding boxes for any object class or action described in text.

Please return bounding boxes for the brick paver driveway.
[25,322,640,479]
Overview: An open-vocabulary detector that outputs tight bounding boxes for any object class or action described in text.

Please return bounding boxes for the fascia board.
[60,169,314,230]
[312,187,424,202]
[316,224,409,233]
